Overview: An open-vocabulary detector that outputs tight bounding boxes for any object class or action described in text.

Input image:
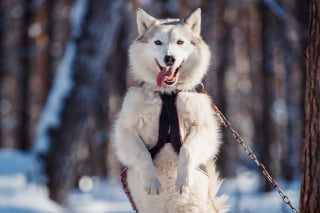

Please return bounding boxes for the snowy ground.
[0,149,300,213]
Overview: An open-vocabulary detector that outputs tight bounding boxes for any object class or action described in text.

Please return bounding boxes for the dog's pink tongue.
[156,67,174,87]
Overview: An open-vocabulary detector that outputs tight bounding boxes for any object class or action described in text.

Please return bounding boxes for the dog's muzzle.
[156,59,184,87]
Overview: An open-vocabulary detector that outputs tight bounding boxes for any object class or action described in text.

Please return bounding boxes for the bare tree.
[46,0,125,204]
[300,0,320,212]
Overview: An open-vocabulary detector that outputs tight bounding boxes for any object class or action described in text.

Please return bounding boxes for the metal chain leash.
[211,103,299,213]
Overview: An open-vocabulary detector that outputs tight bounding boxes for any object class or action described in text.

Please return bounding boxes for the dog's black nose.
[164,55,175,66]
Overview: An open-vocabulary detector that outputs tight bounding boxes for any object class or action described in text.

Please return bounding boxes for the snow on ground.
[0,149,299,213]
[220,168,300,213]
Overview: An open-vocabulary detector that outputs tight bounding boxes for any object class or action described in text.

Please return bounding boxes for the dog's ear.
[136,9,157,35]
[184,8,201,36]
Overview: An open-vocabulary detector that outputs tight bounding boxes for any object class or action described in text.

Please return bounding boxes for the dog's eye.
[154,40,162,45]
[177,40,184,45]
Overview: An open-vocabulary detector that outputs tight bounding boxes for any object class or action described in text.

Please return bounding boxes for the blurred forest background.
[0,0,309,205]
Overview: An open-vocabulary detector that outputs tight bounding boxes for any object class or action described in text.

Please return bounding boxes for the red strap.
[120,168,137,211]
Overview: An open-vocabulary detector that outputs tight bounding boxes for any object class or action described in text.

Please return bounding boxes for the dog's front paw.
[175,174,192,194]
[143,175,162,195]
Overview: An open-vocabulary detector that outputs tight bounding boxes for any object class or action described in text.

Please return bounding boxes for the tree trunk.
[27,0,49,150]
[46,0,125,204]
[47,0,73,86]
[0,0,26,148]
[300,0,320,212]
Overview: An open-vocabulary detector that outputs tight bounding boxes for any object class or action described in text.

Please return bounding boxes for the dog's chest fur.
[124,87,211,163]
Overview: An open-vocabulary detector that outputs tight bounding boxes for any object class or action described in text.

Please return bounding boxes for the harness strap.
[149,92,182,158]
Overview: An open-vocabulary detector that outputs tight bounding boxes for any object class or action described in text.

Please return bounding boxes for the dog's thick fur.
[114,8,228,213]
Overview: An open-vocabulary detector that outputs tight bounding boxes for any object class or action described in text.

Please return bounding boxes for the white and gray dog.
[114,8,228,213]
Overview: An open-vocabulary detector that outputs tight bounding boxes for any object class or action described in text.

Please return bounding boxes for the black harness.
[149,92,182,158]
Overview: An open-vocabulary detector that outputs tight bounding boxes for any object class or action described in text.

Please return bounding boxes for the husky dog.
[114,8,228,213]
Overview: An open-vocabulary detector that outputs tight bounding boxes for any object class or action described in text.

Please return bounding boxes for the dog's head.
[129,8,210,91]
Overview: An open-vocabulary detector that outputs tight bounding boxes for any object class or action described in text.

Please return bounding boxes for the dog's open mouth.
[156,59,184,87]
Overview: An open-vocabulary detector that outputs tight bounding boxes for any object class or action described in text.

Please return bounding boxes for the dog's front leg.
[175,124,219,194]
[115,130,162,195]
[175,125,199,194]
[138,151,163,195]
[175,144,194,194]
